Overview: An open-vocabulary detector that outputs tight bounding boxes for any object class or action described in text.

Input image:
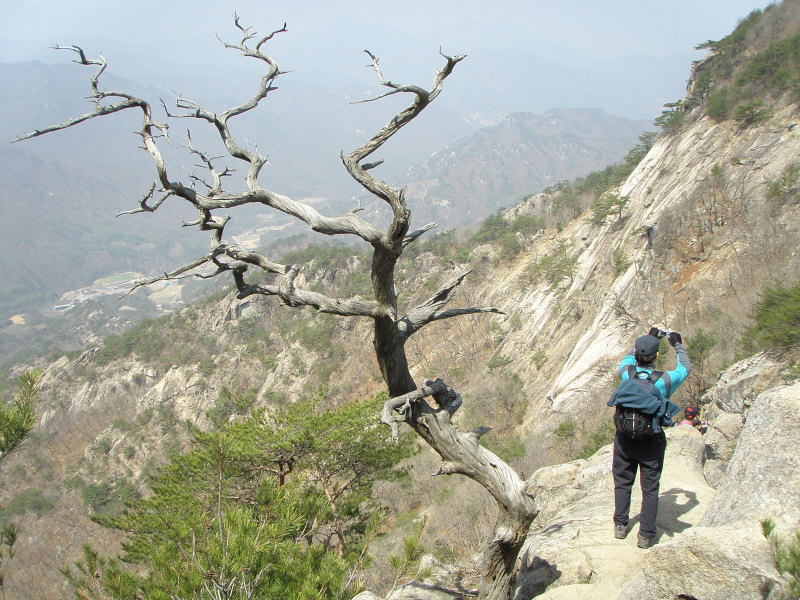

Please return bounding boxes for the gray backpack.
[611,366,664,439]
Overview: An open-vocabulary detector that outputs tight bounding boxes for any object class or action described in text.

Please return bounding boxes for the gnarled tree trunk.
[383,381,538,599]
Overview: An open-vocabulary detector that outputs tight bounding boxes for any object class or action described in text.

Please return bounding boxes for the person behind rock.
[609,327,691,549]
[679,405,699,427]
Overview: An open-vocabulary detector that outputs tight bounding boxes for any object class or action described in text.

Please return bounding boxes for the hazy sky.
[3,0,775,65]
[1,0,781,128]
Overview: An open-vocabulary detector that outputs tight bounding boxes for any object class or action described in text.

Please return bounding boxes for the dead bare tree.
[16,19,538,600]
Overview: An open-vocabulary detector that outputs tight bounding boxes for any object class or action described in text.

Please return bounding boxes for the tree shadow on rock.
[513,549,562,600]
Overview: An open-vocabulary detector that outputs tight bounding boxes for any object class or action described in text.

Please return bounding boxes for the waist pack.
[611,366,664,439]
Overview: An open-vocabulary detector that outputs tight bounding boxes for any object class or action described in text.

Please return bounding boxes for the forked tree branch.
[381,379,522,496]
[233,264,385,318]
[115,183,174,216]
[122,255,216,297]
[13,46,124,139]
[400,266,504,337]
[186,131,233,197]
[342,50,466,245]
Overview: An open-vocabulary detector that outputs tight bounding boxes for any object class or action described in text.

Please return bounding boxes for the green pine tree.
[0,372,40,600]
[744,282,800,352]
[62,390,415,599]
[0,370,40,461]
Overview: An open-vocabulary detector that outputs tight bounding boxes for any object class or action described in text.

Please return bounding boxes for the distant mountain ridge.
[1,14,694,121]
[402,108,650,228]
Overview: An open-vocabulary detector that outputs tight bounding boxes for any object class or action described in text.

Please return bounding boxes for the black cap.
[635,335,661,356]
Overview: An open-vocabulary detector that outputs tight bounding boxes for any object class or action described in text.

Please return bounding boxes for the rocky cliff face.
[490,95,800,450]
[354,81,800,595]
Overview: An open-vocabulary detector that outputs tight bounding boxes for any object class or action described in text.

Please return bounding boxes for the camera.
[655,329,671,339]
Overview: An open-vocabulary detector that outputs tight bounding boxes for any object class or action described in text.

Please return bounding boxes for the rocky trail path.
[515,426,714,599]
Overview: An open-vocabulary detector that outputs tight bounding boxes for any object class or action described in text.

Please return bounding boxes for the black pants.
[612,431,666,538]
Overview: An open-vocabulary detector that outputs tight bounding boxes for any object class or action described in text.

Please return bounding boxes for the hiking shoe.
[614,524,627,539]
[637,534,653,549]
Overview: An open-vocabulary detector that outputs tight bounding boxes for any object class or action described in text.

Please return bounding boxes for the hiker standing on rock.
[608,327,691,549]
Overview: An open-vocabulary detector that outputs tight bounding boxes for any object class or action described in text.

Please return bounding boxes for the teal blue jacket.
[618,342,691,399]
[610,342,692,432]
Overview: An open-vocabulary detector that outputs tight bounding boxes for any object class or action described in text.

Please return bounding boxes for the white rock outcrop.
[700,351,779,487]
[700,380,800,531]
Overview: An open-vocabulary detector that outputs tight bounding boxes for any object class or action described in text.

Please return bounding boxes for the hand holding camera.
[647,326,682,346]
